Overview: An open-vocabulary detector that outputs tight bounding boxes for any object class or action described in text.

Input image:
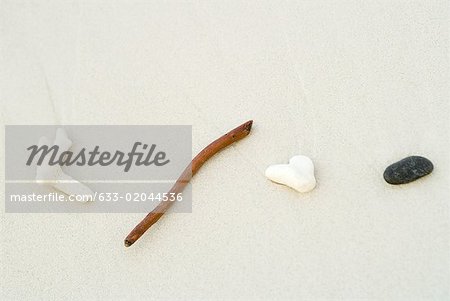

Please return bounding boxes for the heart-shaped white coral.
[265,155,316,193]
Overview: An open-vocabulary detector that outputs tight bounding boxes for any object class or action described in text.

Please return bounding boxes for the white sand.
[1,1,449,299]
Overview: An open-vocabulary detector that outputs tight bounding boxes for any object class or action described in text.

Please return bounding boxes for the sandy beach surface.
[1,1,449,299]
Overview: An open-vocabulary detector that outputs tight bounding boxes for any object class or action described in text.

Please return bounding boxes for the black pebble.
[383,156,433,185]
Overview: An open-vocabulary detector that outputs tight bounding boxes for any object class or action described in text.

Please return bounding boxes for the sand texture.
[1,1,449,299]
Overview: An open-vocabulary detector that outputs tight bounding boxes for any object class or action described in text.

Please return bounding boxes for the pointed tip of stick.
[244,120,253,133]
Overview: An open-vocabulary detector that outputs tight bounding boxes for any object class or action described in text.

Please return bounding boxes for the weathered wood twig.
[124,120,253,247]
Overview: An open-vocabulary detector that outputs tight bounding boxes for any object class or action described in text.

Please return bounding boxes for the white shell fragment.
[265,155,316,193]
[35,128,94,202]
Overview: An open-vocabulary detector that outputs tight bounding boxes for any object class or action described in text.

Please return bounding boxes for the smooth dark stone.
[383,156,433,185]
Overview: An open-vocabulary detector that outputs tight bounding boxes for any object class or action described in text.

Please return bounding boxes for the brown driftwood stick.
[124,120,253,247]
